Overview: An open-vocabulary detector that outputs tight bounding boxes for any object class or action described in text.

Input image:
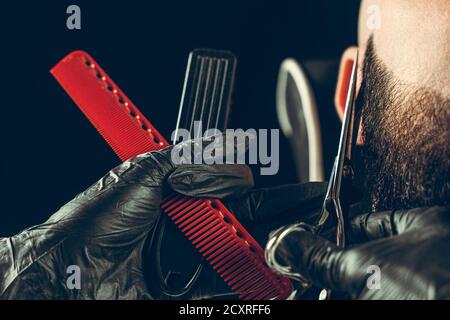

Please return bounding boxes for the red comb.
[51,50,293,300]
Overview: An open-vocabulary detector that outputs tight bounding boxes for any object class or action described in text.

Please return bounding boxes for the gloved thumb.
[127,132,254,188]
[167,164,254,200]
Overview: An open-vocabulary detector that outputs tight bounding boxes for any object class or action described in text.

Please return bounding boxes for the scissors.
[266,50,360,298]
[317,50,360,247]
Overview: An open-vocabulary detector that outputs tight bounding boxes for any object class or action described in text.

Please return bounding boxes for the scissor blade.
[319,51,358,246]
[334,51,359,194]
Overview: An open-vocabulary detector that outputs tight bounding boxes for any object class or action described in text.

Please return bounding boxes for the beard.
[357,37,450,212]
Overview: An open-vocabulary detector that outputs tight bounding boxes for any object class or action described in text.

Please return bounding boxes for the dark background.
[0,0,360,235]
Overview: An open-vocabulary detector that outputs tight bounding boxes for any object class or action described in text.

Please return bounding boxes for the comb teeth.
[174,49,236,142]
[162,195,293,300]
[51,50,293,300]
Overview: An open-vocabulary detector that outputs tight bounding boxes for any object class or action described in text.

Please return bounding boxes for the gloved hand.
[0,138,326,300]
[269,206,450,299]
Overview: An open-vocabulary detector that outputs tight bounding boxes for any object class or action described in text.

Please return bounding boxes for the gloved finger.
[167,164,254,200]
[168,132,254,167]
[270,226,355,293]
[348,210,397,244]
[225,182,327,226]
[127,132,255,187]
[88,132,254,200]
[348,207,444,244]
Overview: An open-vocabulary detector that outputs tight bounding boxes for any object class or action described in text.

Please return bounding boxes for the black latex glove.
[0,139,326,300]
[270,206,450,299]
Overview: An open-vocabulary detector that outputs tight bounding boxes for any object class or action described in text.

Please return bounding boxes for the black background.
[0,0,359,235]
